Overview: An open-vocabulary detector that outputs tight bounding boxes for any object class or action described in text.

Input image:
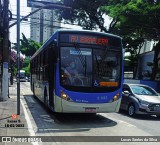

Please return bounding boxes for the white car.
[120,83,160,118]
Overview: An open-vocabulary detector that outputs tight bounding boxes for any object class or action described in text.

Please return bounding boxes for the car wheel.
[128,104,135,117]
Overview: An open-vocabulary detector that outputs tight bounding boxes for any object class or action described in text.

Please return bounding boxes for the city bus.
[30,29,123,113]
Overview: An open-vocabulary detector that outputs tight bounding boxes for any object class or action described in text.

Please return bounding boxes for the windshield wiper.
[95,55,100,76]
[101,45,108,62]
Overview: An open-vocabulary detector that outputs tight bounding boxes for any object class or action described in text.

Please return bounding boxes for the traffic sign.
[27,0,70,10]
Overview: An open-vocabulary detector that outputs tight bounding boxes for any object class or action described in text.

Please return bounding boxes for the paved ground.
[0,83,32,145]
[0,82,160,145]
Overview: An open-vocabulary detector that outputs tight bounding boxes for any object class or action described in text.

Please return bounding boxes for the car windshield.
[130,85,158,96]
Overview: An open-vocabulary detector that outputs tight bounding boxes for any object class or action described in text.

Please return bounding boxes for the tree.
[101,0,160,80]
[19,33,42,77]
[20,33,41,57]
[60,0,109,31]
[11,34,41,78]
[123,37,144,78]
[10,49,25,84]
[22,58,30,77]
[13,33,41,57]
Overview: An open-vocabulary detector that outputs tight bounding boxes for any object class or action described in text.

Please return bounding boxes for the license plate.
[154,107,160,112]
[85,108,96,113]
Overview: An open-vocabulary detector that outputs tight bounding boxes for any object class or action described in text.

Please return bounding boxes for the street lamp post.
[17,0,20,115]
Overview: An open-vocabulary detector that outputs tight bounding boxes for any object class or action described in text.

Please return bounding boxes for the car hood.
[136,95,160,103]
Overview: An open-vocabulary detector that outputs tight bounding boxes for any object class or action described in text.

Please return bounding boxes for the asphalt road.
[20,82,160,145]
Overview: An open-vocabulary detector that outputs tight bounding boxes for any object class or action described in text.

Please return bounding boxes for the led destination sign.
[70,35,108,45]
[60,33,122,48]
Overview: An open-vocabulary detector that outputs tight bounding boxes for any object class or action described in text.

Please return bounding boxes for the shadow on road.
[118,109,160,121]
[23,95,118,134]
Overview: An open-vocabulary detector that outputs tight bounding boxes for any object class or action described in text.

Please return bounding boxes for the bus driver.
[64,61,83,86]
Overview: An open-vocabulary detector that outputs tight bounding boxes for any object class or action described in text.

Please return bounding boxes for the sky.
[9,0,82,43]
[9,0,111,44]
[9,0,31,44]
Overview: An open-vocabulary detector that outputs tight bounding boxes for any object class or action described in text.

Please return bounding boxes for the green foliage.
[13,67,17,75]
[21,57,30,76]
[101,0,160,39]
[22,64,30,77]
[23,57,30,66]
[20,33,41,57]
[60,0,108,31]
[124,54,137,67]
[100,0,160,80]
[13,33,41,57]
[11,33,41,76]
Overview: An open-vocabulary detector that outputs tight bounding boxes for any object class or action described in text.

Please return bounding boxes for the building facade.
[140,40,154,54]
[137,41,160,80]
[30,0,61,43]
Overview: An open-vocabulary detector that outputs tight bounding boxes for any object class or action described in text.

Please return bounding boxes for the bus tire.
[33,83,35,97]
[44,87,51,112]
[44,88,47,106]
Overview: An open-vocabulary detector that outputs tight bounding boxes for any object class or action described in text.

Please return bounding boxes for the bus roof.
[30,29,121,61]
[56,29,121,38]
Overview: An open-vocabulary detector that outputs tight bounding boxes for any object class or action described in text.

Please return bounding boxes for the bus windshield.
[61,47,121,88]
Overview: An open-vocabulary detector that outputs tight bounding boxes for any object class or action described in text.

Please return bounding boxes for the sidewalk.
[0,83,32,144]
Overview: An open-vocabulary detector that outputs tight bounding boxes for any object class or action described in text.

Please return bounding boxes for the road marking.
[25,96,36,103]
[21,91,39,145]
[118,120,136,127]
[100,113,136,128]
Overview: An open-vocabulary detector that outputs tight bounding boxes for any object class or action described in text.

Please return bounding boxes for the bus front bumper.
[55,96,121,113]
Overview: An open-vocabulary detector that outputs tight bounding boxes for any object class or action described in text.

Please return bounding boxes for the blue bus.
[30,29,123,113]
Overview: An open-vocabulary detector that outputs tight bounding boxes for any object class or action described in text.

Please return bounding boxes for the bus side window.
[43,50,49,81]
[42,51,45,81]
[40,53,43,81]
[38,55,40,80]
[36,57,38,80]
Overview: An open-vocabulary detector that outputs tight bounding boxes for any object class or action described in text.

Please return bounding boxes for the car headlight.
[139,99,149,106]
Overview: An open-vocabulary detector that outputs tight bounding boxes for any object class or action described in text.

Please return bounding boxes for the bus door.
[48,44,56,108]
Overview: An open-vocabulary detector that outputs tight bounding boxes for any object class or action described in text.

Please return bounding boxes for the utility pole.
[17,0,20,115]
[1,0,9,101]
[0,0,2,97]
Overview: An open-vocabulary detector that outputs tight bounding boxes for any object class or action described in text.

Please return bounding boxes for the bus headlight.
[60,91,73,102]
[113,92,120,101]
[109,92,120,102]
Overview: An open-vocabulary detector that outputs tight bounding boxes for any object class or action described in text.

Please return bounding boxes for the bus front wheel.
[44,88,48,107]
[33,83,35,97]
